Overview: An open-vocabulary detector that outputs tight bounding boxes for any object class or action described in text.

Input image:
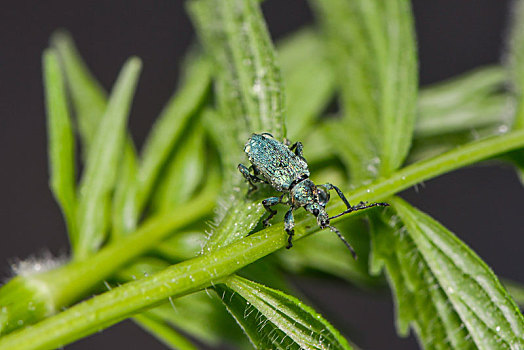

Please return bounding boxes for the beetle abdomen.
[244,133,309,191]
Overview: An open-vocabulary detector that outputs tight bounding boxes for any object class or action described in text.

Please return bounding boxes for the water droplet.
[252,81,262,95]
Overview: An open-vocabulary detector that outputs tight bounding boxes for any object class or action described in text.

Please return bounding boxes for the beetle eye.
[313,208,320,216]
[317,188,330,206]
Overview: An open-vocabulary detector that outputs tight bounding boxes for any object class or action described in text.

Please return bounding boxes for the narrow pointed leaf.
[277,29,336,140]
[138,55,211,211]
[504,280,524,308]
[384,197,524,349]
[111,142,139,237]
[52,33,141,239]
[201,108,239,183]
[51,32,107,154]
[417,66,508,138]
[188,0,286,251]
[151,124,206,213]
[216,275,353,350]
[311,0,417,181]
[507,0,524,130]
[42,49,77,244]
[188,0,285,142]
[409,66,509,162]
[505,0,524,183]
[75,58,142,258]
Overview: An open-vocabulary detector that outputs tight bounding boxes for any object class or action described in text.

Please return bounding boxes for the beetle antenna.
[328,225,357,259]
[329,202,389,221]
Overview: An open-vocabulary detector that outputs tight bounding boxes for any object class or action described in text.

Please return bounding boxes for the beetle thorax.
[290,179,316,207]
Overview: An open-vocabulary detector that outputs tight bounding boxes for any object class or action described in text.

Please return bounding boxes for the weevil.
[238,132,388,258]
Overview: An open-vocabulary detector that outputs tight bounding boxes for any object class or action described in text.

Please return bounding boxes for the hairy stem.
[2,129,524,349]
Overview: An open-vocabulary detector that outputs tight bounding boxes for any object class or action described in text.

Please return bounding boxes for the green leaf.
[201,108,239,183]
[133,314,197,350]
[42,49,78,244]
[370,210,470,347]
[138,54,211,212]
[51,32,107,155]
[408,126,502,164]
[188,0,286,251]
[507,0,524,130]
[151,124,206,213]
[311,0,418,181]
[111,142,139,238]
[75,58,142,259]
[52,32,141,239]
[277,28,336,140]
[321,121,374,185]
[375,197,524,349]
[215,275,353,350]
[188,0,285,142]
[505,0,524,183]
[416,66,509,138]
[145,293,247,348]
[504,280,524,309]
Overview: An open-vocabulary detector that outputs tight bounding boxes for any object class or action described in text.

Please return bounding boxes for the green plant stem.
[337,128,524,204]
[2,130,524,349]
[27,187,215,310]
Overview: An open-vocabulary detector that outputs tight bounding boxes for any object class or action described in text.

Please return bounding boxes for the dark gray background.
[1,1,522,349]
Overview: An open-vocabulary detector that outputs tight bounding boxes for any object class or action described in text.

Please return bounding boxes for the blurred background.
[0,0,522,349]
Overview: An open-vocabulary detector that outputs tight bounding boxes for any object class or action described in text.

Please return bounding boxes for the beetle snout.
[317,211,329,228]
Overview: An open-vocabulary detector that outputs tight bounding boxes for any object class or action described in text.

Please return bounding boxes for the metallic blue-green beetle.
[238,132,388,257]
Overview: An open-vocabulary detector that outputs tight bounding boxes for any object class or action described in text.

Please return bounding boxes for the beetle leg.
[320,183,352,210]
[288,141,305,159]
[320,183,389,220]
[238,163,264,193]
[251,165,270,185]
[284,208,295,249]
[262,196,281,227]
[329,201,390,220]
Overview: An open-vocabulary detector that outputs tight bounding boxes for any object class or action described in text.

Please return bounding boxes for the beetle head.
[316,186,330,207]
[305,202,329,227]
[292,180,331,227]
[306,185,331,227]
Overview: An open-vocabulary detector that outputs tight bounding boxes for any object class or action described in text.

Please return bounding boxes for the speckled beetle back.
[244,133,309,192]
